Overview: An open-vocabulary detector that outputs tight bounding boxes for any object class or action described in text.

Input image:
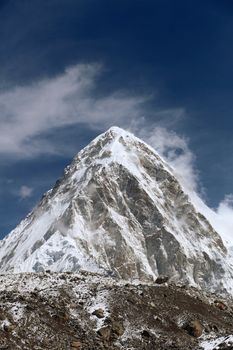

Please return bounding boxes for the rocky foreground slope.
[0,127,232,295]
[0,271,232,350]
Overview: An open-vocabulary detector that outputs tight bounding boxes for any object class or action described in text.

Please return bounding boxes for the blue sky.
[1,0,233,237]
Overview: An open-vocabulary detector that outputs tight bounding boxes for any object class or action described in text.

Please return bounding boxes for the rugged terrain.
[0,127,232,295]
[0,271,232,350]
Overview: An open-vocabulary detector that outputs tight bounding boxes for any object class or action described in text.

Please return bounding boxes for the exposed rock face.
[0,126,232,294]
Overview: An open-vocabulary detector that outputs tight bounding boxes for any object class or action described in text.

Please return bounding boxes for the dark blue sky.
[0,0,233,237]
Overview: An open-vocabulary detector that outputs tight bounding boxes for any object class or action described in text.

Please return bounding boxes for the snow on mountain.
[0,126,233,294]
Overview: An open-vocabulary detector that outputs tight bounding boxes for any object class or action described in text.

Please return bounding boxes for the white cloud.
[214,195,233,248]
[18,185,33,199]
[0,63,147,157]
[132,124,199,193]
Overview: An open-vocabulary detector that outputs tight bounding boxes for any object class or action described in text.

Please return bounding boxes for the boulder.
[214,300,227,311]
[92,308,105,318]
[98,326,111,340]
[184,320,203,338]
[155,276,169,284]
[112,321,124,336]
[71,340,82,349]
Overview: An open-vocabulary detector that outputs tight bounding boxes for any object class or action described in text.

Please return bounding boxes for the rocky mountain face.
[0,126,232,294]
[0,271,232,350]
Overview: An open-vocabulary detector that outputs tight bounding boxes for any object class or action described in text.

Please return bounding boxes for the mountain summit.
[0,127,232,294]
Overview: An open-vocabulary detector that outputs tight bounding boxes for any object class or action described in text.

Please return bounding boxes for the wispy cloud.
[18,185,33,200]
[135,125,198,193]
[0,63,148,157]
[214,195,233,249]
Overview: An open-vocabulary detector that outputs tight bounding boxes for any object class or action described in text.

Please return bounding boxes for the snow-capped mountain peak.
[0,126,232,294]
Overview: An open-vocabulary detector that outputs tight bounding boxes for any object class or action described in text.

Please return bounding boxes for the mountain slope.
[0,127,232,294]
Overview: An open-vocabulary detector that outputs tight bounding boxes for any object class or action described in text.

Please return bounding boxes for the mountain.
[0,126,232,294]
